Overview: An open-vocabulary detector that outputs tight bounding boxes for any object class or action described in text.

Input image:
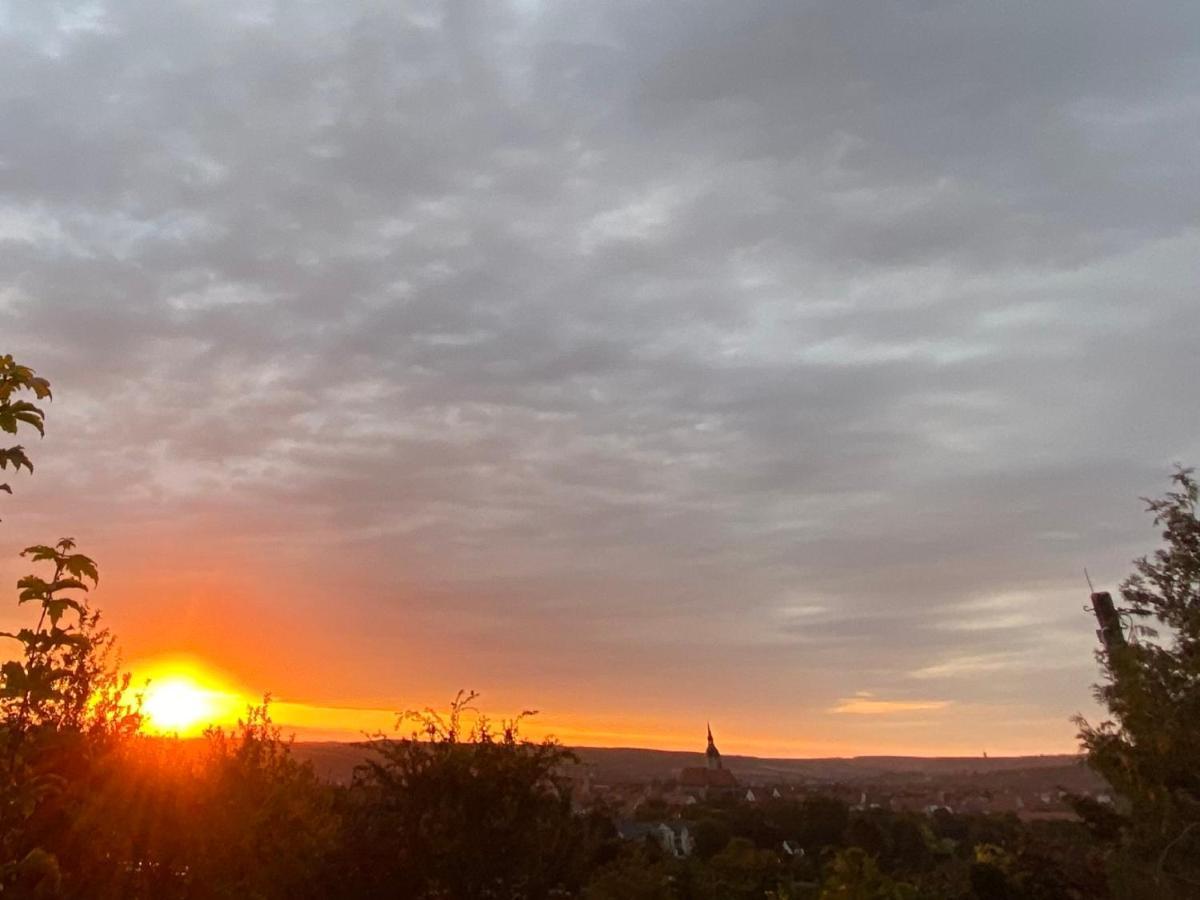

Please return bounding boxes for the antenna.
[1084,568,1095,593]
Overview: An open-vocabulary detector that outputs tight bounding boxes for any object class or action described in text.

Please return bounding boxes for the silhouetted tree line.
[1,355,1196,898]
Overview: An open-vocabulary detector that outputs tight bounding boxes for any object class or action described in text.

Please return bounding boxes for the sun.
[142,676,217,733]
[133,660,243,736]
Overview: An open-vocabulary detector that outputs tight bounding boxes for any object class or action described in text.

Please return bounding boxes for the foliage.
[337,690,594,899]
[582,848,675,900]
[705,837,784,898]
[0,355,51,515]
[819,847,915,900]
[690,817,731,860]
[798,795,850,854]
[1076,467,1200,895]
[181,701,340,899]
[0,538,143,898]
[26,700,336,900]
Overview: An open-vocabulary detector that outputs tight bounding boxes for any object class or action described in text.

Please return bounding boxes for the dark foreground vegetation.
[2,355,1198,898]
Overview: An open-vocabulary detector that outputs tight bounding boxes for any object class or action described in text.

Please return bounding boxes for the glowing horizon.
[122,653,1081,758]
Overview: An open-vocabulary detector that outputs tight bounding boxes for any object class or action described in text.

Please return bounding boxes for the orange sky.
[0,501,1109,758]
[124,652,1084,758]
[0,483,1111,758]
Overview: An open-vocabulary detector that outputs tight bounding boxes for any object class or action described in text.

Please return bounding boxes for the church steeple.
[705,722,722,770]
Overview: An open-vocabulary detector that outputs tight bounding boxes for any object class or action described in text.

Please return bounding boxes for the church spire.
[705,723,722,770]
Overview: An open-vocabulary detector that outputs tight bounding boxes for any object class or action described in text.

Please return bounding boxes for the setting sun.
[141,676,218,734]
[132,659,245,736]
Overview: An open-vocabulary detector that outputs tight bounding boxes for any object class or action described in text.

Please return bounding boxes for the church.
[677,724,739,800]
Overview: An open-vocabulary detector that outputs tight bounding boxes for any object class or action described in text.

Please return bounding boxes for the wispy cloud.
[909,655,1019,681]
[830,698,950,716]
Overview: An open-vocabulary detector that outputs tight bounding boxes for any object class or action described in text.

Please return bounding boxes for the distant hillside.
[292,741,1099,791]
[569,747,1090,786]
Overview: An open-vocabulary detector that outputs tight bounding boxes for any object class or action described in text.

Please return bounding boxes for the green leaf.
[20,545,59,562]
[9,401,46,436]
[16,575,50,603]
[0,446,33,471]
[44,598,83,627]
[48,577,89,594]
[62,553,98,585]
[27,377,51,400]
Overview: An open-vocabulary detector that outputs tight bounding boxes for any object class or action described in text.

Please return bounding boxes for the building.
[614,820,695,858]
[678,724,739,800]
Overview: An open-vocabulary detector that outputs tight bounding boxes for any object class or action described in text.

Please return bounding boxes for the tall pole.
[1090,591,1127,654]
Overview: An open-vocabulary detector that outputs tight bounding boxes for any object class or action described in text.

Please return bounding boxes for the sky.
[1,0,1198,756]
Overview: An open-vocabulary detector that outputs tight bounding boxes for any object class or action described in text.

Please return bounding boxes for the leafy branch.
[0,355,51,513]
[1,539,99,737]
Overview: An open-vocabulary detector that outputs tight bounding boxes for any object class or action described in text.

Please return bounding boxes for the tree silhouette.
[1077,467,1200,895]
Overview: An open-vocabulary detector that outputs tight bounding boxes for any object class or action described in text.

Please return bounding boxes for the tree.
[338,691,589,899]
[798,796,850,854]
[691,817,732,860]
[846,816,887,857]
[178,700,338,900]
[819,847,915,900]
[0,359,146,897]
[885,817,931,874]
[1076,467,1200,895]
[583,848,676,900]
[706,837,783,899]
[0,539,140,898]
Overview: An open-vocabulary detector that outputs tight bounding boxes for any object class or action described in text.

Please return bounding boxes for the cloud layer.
[1,0,1197,753]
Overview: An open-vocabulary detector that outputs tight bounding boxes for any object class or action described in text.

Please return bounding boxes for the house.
[614,820,694,858]
[658,821,694,858]
[661,789,698,807]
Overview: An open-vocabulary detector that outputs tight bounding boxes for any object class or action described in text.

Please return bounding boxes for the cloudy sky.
[1,1,1198,754]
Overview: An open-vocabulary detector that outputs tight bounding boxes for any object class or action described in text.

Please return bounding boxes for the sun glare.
[134,660,243,736]
[142,677,216,733]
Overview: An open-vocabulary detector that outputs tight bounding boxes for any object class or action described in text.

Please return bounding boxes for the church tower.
[705,723,722,771]
[679,723,738,798]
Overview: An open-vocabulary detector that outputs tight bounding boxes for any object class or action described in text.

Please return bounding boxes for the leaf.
[0,628,39,645]
[16,575,50,603]
[10,404,46,436]
[62,554,98,585]
[20,545,59,562]
[43,598,83,627]
[47,578,90,594]
[0,446,34,472]
[28,377,51,400]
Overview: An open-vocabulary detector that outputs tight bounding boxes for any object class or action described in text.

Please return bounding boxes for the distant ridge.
[292,741,1093,788]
